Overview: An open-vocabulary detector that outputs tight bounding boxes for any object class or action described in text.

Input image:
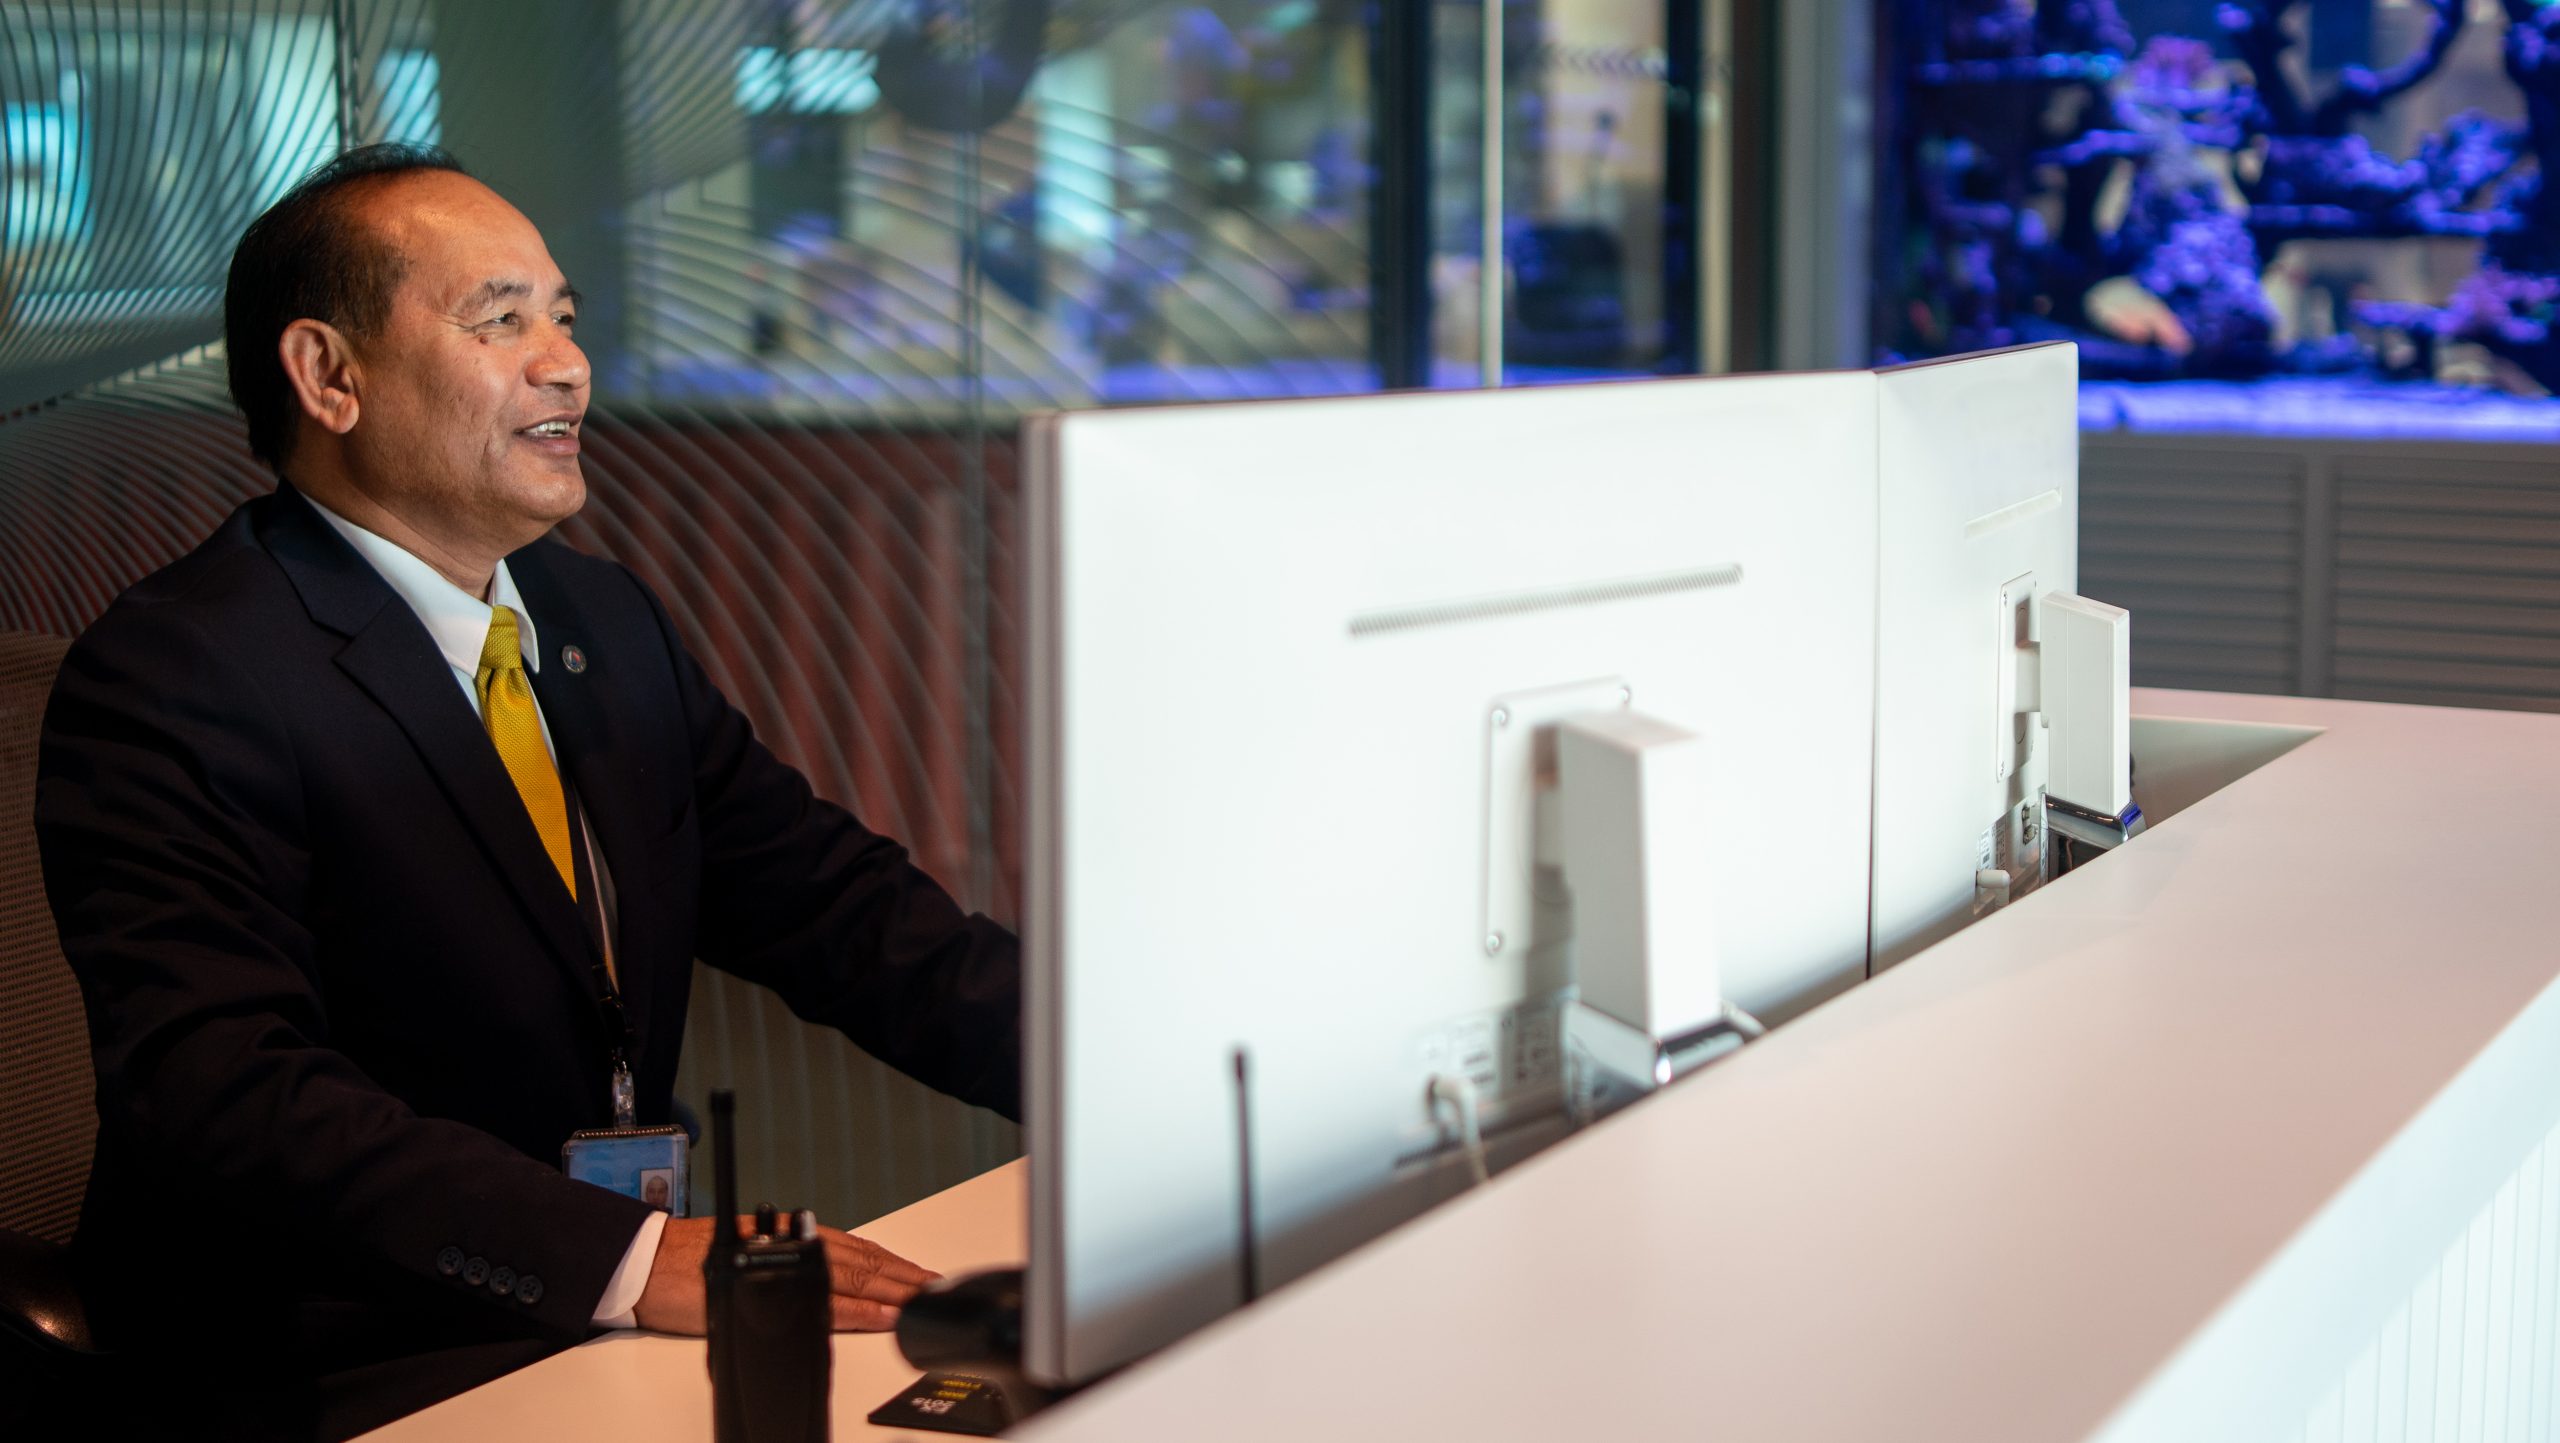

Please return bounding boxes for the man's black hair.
[224,141,468,471]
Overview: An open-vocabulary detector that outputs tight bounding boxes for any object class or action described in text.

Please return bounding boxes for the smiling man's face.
[340,170,590,569]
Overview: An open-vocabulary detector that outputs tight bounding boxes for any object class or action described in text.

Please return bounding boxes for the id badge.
[563,1126,691,1213]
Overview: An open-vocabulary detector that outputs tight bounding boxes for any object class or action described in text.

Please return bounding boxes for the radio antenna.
[1232,1048,1261,1306]
[710,1088,743,1263]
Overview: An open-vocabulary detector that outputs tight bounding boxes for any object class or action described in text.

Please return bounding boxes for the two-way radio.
[705,1088,833,1443]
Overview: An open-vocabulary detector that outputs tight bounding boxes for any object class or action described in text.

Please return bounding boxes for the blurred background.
[1,0,2553,1225]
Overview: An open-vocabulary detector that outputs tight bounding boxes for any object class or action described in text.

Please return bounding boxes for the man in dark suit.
[35,143,1020,1436]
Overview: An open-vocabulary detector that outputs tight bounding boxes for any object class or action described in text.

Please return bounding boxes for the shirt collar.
[304,493,541,677]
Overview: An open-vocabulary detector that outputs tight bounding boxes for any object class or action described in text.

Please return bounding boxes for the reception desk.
[356,1159,1027,1442]
[372,688,2560,1443]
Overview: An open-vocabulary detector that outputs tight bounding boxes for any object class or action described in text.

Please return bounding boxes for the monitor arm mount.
[1544,710,1762,1126]
[2005,588,2144,875]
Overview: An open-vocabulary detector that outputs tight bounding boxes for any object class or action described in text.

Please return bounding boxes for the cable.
[1426,1073,1492,1188]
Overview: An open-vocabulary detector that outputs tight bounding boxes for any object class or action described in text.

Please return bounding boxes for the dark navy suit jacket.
[35,485,1019,1422]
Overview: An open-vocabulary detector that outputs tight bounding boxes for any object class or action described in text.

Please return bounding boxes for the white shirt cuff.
[592,1210,669,1328]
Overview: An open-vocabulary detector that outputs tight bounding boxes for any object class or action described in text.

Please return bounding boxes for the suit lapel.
[509,544,658,1048]
[258,487,599,995]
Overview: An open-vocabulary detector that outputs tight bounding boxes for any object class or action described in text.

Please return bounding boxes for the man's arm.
[38,599,654,1337]
[621,567,1023,1121]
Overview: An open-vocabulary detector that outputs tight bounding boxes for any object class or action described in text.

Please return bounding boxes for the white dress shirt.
[306,496,667,1329]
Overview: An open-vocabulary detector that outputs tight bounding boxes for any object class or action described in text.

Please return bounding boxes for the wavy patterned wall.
[0,0,1075,1229]
[0,354,1027,1227]
[1,1,449,406]
[2,0,1705,1228]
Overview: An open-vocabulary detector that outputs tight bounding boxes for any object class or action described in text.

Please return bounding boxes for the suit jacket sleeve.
[629,571,1024,1122]
[38,598,655,1338]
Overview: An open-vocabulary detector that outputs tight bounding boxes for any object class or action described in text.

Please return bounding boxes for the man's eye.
[555,313,577,330]
[485,311,518,328]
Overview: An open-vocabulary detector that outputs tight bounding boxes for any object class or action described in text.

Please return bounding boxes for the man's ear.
[278,319,363,437]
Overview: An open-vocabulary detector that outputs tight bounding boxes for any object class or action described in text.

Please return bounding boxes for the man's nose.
[529,320,591,391]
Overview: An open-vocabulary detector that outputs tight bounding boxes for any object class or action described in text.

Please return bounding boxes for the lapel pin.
[561,644,588,674]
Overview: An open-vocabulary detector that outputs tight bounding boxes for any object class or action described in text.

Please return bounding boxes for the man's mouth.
[521,419,576,438]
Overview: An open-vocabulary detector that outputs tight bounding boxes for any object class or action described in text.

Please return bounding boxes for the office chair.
[0,629,109,1426]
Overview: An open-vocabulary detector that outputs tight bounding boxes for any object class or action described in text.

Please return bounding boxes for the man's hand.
[632,1216,940,1334]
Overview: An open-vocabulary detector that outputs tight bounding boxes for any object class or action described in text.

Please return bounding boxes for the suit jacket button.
[515,1275,544,1306]
[490,1266,517,1296]
[463,1256,490,1287]
[436,1247,465,1277]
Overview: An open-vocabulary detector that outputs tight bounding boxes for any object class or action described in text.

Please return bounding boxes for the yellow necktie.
[477,605,575,899]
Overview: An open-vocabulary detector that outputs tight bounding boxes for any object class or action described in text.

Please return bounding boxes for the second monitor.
[1872,342,2131,970]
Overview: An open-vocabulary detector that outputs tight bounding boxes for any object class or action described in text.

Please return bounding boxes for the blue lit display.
[1883,0,2560,435]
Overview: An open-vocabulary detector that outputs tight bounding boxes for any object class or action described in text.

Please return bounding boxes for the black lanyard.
[561,779,638,1128]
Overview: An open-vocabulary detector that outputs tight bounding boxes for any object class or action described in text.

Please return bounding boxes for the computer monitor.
[1023,372,1883,1384]
[1870,341,2091,971]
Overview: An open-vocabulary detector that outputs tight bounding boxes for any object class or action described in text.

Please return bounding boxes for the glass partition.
[0,0,1730,1225]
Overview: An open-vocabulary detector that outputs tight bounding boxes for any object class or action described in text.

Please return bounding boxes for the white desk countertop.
[372,688,2560,1443]
[356,1160,1025,1443]
[1018,688,2560,1443]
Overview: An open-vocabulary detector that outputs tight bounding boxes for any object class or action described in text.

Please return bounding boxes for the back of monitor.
[1024,372,1884,1385]
[1871,342,2081,971]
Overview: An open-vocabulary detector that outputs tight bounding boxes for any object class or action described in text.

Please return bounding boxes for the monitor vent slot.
[1350,563,1745,638]
[1963,489,2062,541]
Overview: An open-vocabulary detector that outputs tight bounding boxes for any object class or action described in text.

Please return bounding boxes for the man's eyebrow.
[457,278,532,314]
[555,283,582,311]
